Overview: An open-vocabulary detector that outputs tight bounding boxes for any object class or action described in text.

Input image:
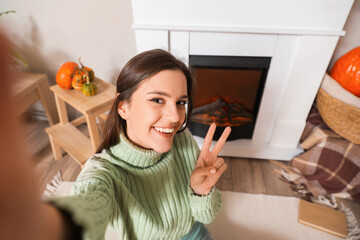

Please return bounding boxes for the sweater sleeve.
[188,185,223,224]
[50,173,115,240]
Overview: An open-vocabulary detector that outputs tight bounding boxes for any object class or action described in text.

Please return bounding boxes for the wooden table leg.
[36,77,59,126]
[48,135,63,160]
[85,112,100,151]
[54,95,69,124]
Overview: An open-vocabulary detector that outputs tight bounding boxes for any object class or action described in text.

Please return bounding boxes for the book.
[298,199,347,238]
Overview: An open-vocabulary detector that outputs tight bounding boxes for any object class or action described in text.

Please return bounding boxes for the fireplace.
[130,0,354,160]
[189,55,270,141]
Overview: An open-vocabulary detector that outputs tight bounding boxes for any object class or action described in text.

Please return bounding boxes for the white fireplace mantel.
[131,0,354,161]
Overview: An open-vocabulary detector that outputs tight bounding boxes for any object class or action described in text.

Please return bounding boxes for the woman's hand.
[190,123,231,195]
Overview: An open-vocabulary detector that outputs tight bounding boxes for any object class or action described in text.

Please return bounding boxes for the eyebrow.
[146,91,188,99]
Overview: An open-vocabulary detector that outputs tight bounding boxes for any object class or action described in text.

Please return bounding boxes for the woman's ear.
[117,100,129,119]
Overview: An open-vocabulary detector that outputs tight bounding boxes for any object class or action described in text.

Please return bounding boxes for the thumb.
[192,167,217,178]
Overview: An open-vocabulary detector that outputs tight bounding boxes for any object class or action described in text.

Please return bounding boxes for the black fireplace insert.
[188,55,271,141]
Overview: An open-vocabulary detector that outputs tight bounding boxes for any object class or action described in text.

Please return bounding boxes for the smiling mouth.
[154,127,175,133]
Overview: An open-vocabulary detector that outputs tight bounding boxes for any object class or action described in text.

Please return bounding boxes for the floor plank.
[33,144,81,192]
[261,160,296,196]
[215,158,233,191]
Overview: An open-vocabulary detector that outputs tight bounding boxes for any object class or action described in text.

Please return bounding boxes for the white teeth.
[154,127,175,133]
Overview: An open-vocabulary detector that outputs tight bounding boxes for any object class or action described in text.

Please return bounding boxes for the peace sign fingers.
[191,123,232,195]
[200,123,231,156]
[196,123,231,169]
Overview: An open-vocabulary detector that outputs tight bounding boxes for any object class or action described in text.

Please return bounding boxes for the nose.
[164,103,181,123]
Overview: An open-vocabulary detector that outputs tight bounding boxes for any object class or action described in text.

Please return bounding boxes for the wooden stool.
[46,78,116,166]
[12,72,59,125]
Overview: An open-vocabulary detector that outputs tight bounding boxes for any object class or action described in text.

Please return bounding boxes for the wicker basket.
[316,73,360,144]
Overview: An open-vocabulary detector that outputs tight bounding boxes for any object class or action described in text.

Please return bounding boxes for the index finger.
[211,126,231,156]
[202,123,216,152]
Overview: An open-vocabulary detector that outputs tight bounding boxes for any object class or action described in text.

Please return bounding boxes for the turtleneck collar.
[108,130,164,168]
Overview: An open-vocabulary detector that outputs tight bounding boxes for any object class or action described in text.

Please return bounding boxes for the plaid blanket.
[280,107,360,202]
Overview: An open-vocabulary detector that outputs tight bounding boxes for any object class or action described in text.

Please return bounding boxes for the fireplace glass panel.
[189,55,271,140]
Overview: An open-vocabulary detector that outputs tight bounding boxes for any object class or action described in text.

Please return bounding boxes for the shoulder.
[76,151,118,184]
[83,151,114,172]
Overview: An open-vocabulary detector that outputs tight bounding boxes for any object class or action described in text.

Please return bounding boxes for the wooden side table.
[45,78,116,166]
[12,72,59,125]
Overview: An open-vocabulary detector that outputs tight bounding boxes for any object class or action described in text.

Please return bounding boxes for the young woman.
[51,49,231,239]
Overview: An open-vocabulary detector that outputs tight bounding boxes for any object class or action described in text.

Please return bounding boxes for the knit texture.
[51,129,222,240]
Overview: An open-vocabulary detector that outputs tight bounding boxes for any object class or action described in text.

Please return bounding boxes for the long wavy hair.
[96,49,194,153]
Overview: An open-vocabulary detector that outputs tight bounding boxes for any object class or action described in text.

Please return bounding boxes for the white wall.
[2,0,358,83]
[1,0,137,86]
[1,0,358,118]
[328,0,360,70]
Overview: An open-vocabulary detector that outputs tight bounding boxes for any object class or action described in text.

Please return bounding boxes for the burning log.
[191,98,253,127]
[192,98,226,115]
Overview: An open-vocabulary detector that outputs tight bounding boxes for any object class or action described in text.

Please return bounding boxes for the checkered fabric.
[289,107,360,202]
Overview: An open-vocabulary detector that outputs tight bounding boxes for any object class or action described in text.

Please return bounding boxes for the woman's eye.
[150,98,163,104]
[177,100,188,106]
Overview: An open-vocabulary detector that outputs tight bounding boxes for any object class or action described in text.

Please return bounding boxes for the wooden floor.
[25,117,360,223]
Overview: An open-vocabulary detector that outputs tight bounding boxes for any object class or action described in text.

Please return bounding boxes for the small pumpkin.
[72,68,88,90]
[56,62,79,89]
[81,72,97,96]
[71,58,95,91]
[76,58,94,80]
[71,80,84,91]
[330,46,360,97]
[83,66,95,81]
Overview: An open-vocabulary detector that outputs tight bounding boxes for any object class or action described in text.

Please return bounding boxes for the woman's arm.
[0,31,78,240]
[39,204,77,240]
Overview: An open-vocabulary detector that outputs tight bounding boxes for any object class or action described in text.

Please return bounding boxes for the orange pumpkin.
[56,62,79,89]
[330,46,360,97]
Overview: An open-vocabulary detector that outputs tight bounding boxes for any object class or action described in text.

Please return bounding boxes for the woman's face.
[118,70,188,153]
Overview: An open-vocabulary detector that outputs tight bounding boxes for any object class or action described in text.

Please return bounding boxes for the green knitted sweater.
[52,129,222,240]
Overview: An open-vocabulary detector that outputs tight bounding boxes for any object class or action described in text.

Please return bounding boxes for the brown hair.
[96,49,194,153]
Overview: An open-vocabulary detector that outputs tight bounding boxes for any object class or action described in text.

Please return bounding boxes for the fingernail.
[210,168,216,174]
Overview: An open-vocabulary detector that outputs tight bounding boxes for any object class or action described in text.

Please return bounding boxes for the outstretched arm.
[0,31,74,240]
